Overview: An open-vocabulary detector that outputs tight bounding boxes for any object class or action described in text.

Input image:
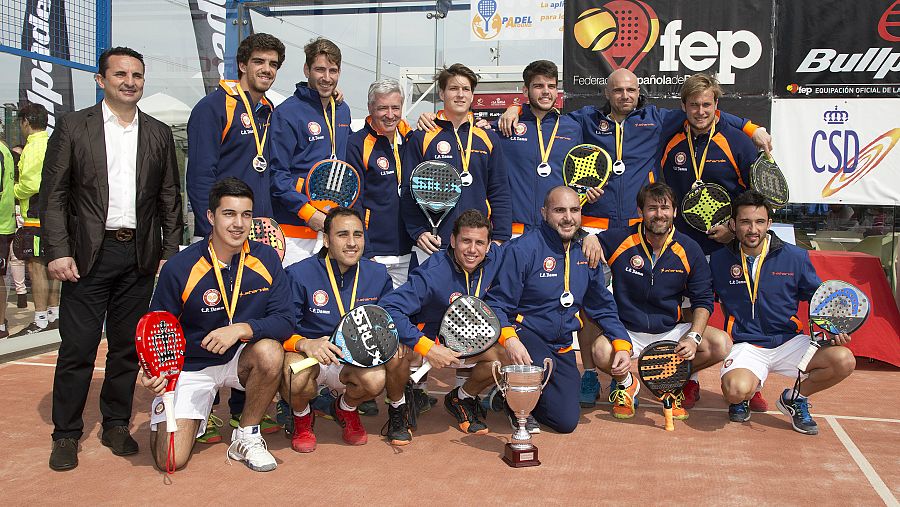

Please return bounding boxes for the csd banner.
[775,0,900,98]
[563,0,771,102]
[470,0,564,41]
[771,98,900,205]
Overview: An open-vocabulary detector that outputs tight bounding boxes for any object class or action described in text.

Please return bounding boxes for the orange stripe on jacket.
[669,241,692,274]
[422,129,441,155]
[607,232,641,266]
[244,255,273,285]
[660,131,687,169]
[182,257,213,304]
[362,133,377,170]
[222,95,237,143]
[726,315,735,338]
[472,127,494,152]
[280,223,318,239]
[712,133,747,188]
[790,315,803,333]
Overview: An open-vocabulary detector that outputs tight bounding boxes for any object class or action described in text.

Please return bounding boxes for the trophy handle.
[541,357,553,390]
[491,361,506,394]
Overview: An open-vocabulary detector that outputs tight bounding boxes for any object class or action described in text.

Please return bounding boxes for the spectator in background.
[8,144,27,309]
[0,140,15,337]
[824,204,856,231]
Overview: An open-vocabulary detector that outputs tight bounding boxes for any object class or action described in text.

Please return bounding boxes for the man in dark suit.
[40,47,184,471]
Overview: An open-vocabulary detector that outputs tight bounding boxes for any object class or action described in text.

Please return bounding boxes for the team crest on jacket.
[675,152,686,165]
[731,264,743,279]
[449,291,463,303]
[514,123,527,136]
[307,121,322,135]
[598,120,610,132]
[240,112,252,129]
[630,255,644,270]
[543,256,556,272]
[203,289,222,307]
[313,290,329,306]
[436,140,452,155]
[376,156,390,170]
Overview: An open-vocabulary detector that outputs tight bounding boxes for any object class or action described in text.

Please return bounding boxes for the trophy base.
[502,443,541,468]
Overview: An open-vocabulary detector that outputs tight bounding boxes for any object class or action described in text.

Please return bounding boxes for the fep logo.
[573,0,659,71]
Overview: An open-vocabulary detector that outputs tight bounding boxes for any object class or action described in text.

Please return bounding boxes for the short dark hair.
[18,102,48,130]
[323,206,362,234]
[98,46,145,77]
[304,37,341,69]
[523,60,558,88]
[236,33,286,78]
[731,190,773,219]
[636,182,676,210]
[452,209,492,238]
[208,177,254,213]
[436,63,478,92]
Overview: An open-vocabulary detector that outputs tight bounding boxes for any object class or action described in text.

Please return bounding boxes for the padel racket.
[248,217,286,261]
[409,160,462,236]
[681,182,732,233]
[135,311,186,474]
[750,152,790,209]
[411,295,501,382]
[477,0,497,31]
[638,340,692,432]
[797,280,870,371]
[289,304,399,373]
[563,144,612,195]
[304,159,361,213]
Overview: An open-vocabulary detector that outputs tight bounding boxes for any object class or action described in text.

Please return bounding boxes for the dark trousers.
[519,328,580,434]
[51,237,154,440]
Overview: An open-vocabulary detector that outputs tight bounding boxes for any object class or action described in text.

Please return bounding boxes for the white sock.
[48,306,59,322]
[457,386,473,400]
[0,323,5,332]
[339,396,356,412]
[35,312,48,329]
[293,405,310,417]
[389,395,406,408]
[238,425,261,437]
[618,372,633,389]
[690,372,699,382]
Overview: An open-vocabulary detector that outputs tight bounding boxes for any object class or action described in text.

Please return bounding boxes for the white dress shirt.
[102,100,138,229]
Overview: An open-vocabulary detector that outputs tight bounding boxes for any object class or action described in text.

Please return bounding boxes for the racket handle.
[289,356,319,374]
[662,396,674,432]
[163,391,178,433]
[410,361,432,383]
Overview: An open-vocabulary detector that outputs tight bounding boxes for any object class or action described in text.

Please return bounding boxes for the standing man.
[187,33,285,240]
[41,47,184,471]
[269,37,352,267]
[12,103,60,336]
[0,140,15,338]
[345,79,415,288]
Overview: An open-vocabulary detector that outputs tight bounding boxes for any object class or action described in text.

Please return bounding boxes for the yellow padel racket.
[681,182,732,233]
[563,144,612,203]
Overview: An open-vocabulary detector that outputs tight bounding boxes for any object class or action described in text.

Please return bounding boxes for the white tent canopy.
[138,92,192,126]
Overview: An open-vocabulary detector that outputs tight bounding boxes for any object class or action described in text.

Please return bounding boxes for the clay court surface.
[2,343,898,506]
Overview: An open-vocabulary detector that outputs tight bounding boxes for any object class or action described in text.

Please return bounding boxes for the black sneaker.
[49,438,79,471]
[412,387,437,415]
[100,426,139,456]
[381,403,413,446]
[728,401,751,423]
[0,319,8,339]
[444,387,488,434]
[357,399,379,417]
[504,402,540,434]
[776,389,819,435]
[11,321,48,337]
[275,399,294,436]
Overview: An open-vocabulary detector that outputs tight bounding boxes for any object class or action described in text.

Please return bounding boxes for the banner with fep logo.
[470,0,564,41]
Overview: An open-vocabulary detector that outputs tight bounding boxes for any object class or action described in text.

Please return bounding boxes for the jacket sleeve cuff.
[413,336,435,357]
[499,326,518,347]
[298,203,318,222]
[283,334,306,352]
[743,121,759,137]
[611,339,633,353]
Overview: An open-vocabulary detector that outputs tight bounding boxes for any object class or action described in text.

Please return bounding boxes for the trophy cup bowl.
[492,358,552,467]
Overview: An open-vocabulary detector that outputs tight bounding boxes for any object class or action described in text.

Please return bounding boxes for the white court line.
[826,416,899,507]
[6,361,105,372]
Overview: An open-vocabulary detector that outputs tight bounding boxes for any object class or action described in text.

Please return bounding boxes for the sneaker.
[0,320,8,339]
[609,379,640,419]
[480,385,506,413]
[290,412,317,453]
[444,387,489,435]
[671,393,689,421]
[227,428,276,472]
[728,401,751,422]
[381,403,413,446]
[579,370,601,408]
[229,413,281,434]
[412,388,437,415]
[275,399,294,436]
[749,391,769,412]
[504,403,540,434]
[196,413,224,444]
[48,319,60,330]
[11,321,48,337]
[311,387,337,420]
[681,379,700,409]
[776,389,818,435]
[358,399,379,417]
[333,396,368,445]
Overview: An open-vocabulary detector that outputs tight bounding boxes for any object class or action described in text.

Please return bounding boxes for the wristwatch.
[685,331,702,345]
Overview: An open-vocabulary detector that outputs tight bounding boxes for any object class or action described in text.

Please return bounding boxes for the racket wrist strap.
[413,336,435,357]
[611,339,632,353]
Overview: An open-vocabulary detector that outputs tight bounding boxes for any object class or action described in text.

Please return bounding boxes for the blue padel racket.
[304,159,361,212]
[409,160,462,236]
[290,305,399,373]
[477,0,497,30]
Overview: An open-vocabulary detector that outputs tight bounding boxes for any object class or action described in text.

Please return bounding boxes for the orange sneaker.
[290,412,316,453]
[671,393,689,421]
[333,396,368,445]
[610,379,640,419]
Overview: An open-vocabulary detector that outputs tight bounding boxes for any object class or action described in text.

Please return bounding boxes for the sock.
[35,312,48,329]
[618,372,633,389]
[690,372,699,382]
[238,425,260,437]
[48,306,59,322]
[389,395,406,408]
[339,396,356,412]
[293,405,310,417]
[0,322,5,332]
[457,386,473,400]
[455,369,471,388]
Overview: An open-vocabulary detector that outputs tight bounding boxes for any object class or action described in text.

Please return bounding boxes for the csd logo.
[675,152,686,165]
[376,156,390,170]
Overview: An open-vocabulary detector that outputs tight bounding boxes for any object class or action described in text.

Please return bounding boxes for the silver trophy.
[491,358,553,467]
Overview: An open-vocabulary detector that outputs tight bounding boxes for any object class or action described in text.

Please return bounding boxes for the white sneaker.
[227,427,277,472]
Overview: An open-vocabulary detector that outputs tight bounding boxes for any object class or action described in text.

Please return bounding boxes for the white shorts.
[316,362,346,392]
[412,246,434,266]
[720,334,811,388]
[150,344,246,437]
[283,236,318,267]
[372,254,412,289]
[626,322,691,358]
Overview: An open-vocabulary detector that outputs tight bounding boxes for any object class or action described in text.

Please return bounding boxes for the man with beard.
[485,186,629,433]
[591,183,730,420]
[712,191,855,435]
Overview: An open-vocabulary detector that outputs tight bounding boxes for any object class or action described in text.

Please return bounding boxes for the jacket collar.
[434,110,473,130]
[539,220,574,254]
[218,79,272,110]
[364,116,411,139]
[294,83,330,107]
[520,104,561,123]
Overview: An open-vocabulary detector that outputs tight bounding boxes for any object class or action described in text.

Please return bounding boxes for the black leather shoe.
[101,426,139,456]
[17,294,27,308]
[49,438,79,471]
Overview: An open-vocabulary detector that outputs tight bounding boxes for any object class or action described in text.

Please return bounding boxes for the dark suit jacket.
[40,102,184,276]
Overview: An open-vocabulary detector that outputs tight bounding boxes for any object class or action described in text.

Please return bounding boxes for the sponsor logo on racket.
[436,140,452,155]
[543,256,557,272]
[449,291,463,304]
[731,264,742,279]
[514,123,527,136]
[240,112,252,129]
[630,255,644,270]
[308,121,322,135]
[313,290,329,306]
[675,152,686,165]
[203,289,221,307]
[376,156,390,170]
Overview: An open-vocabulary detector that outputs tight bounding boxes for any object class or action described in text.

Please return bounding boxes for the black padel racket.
[750,152,790,209]
[638,340,692,432]
[681,182,732,233]
[304,159,361,212]
[563,144,612,195]
[290,304,399,373]
[410,295,501,382]
[248,217,286,261]
[409,160,462,236]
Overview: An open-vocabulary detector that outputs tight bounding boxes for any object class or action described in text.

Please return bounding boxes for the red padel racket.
[248,217,287,261]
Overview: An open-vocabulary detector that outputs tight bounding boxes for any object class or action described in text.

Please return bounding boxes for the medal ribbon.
[463,267,484,298]
[536,109,560,166]
[392,131,402,188]
[325,254,360,316]
[235,83,269,161]
[209,242,246,326]
[563,242,571,297]
[452,114,474,178]
[323,97,337,158]
[637,223,676,270]
[614,120,624,163]
[740,234,770,319]
[686,119,716,183]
